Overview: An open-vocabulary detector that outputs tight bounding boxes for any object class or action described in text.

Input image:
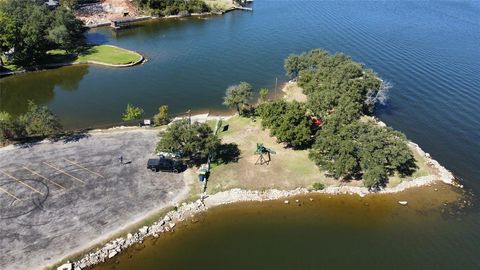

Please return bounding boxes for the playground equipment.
[255,143,276,165]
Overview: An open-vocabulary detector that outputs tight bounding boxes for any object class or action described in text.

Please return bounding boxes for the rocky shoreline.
[50,111,462,270]
[59,137,460,270]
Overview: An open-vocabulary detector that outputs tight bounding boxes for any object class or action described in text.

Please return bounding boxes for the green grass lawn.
[208,116,435,192]
[48,45,142,66]
[74,45,143,65]
[208,116,330,192]
[2,45,143,72]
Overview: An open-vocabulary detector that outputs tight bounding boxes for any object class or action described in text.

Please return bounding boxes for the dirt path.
[282,81,307,102]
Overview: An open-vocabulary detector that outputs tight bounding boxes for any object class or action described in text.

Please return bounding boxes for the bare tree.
[365,80,392,106]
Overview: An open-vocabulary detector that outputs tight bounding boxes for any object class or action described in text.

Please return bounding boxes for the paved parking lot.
[0,129,188,270]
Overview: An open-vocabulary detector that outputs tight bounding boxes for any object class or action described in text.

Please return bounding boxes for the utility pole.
[275,77,278,98]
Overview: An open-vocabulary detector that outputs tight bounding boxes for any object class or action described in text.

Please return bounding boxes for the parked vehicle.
[147,157,183,173]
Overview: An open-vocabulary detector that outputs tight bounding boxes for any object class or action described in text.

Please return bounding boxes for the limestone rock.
[108,250,117,258]
[57,262,73,270]
[139,226,149,235]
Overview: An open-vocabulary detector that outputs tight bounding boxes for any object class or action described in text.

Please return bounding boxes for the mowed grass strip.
[47,45,143,66]
[3,45,143,72]
[209,116,435,192]
[75,45,143,65]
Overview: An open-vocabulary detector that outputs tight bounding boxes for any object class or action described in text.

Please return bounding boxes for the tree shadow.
[215,143,241,164]
[77,45,99,56]
[396,157,418,177]
[13,136,44,148]
[50,130,91,144]
[241,105,256,118]
[11,130,92,148]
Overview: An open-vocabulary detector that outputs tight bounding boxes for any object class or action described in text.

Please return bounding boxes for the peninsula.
[0,47,461,270]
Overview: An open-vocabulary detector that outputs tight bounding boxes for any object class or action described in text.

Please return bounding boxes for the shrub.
[19,101,61,137]
[153,105,170,126]
[122,104,144,121]
[312,182,325,190]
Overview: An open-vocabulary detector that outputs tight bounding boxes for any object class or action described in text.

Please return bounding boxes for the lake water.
[93,185,478,270]
[1,0,480,268]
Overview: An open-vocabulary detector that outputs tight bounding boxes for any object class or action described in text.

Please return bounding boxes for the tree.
[122,104,144,121]
[153,105,170,126]
[257,100,312,148]
[284,49,330,78]
[283,49,415,188]
[223,82,253,115]
[60,0,78,9]
[0,0,53,65]
[18,101,61,137]
[365,80,392,107]
[309,121,416,188]
[284,49,384,127]
[48,7,86,53]
[258,88,269,104]
[0,0,86,66]
[12,1,50,65]
[156,120,220,162]
[134,0,209,16]
[0,111,16,143]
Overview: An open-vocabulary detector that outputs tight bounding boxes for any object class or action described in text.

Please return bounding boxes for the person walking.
[119,155,123,165]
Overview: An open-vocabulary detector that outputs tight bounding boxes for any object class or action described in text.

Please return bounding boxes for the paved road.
[0,129,188,270]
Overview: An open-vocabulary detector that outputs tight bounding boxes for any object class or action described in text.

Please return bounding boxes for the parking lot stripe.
[0,185,22,201]
[0,169,44,195]
[22,166,65,190]
[64,158,105,178]
[43,162,86,184]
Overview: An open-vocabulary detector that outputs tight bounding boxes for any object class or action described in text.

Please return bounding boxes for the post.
[275,77,278,98]
[201,118,221,193]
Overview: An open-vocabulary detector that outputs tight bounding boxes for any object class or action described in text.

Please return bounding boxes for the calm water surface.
[93,186,478,270]
[1,0,480,268]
